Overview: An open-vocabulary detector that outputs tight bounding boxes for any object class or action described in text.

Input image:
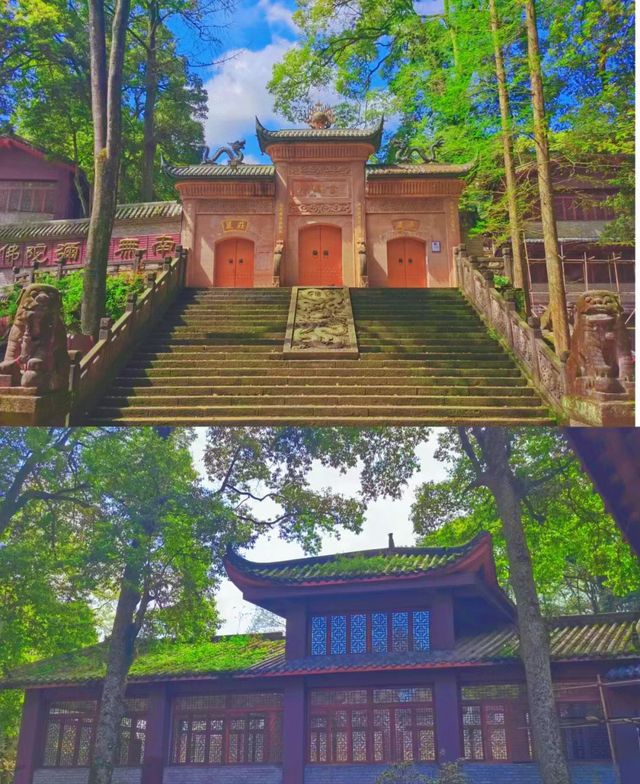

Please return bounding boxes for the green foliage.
[411,429,640,614]
[268,0,634,240]
[0,272,146,333]
[3,0,210,202]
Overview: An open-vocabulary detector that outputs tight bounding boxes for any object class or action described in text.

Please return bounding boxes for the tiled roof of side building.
[162,163,276,179]
[2,614,637,689]
[224,532,490,585]
[0,201,182,242]
[366,162,474,178]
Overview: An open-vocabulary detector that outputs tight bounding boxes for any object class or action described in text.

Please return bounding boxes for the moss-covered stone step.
[86,287,551,424]
[101,393,542,410]
[92,403,551,420]
[109,382,536,397]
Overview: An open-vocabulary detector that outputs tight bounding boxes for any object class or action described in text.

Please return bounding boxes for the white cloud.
[203,38,292,146]
[258,0,297,33]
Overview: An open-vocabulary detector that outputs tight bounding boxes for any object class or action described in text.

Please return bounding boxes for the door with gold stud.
[214,238,255,287]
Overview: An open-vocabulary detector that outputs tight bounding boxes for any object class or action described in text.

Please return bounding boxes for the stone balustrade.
[454,245,635,426]
[68,248,187,422]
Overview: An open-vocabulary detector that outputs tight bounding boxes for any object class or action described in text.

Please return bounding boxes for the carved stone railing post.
[563,290,635,425]
[99,317,113,343]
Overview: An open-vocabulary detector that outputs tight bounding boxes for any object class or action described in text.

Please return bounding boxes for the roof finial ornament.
[201,140,246,167]
[388,533,395,550]
[305,103,336,130]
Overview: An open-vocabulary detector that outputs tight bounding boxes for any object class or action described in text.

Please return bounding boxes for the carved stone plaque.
[283,287,359,358]
[289,201,351,216]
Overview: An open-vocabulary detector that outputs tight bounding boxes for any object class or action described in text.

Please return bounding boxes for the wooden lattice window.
[42,699,147,767]
[460,684,531,763]
[310,610,430,656]
[0,180,56,214]
[171,692,283,765]
[308,686,435,764]
[555,683,612,761]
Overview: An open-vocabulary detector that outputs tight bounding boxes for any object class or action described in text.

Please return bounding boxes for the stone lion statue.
[0,284,70,392]
[565,290,634,396]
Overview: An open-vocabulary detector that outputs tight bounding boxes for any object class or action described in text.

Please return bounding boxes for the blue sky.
[170,0,444,164]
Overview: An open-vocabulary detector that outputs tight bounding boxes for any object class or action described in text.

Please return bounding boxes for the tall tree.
[523,0,569,352]
[82,0,132,338]
[435,428,571,784]
[488,0,530,310]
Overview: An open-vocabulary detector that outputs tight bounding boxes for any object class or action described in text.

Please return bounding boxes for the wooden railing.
[455,246,566,414]
[68,247,187,420]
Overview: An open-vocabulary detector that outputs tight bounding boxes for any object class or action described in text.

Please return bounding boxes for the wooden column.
[434,673,462,762]
[285,604,307,659]
[141,683,170,784]
[14,690,43,784]
[430,592,455,650]
[282,678,305,784]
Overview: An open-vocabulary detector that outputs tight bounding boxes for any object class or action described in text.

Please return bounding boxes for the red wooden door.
[387,238,427,287]
[299,225,342,286]
[214,238,255,287]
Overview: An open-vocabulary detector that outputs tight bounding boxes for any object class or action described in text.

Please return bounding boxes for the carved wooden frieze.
[292,180,350,199]
[196,199,274,214]
[366,180,463,197]
[289,201,352,216]
[176,181,275,198]
[366,198,445,214]
[283,287,359,358]
[289,164,351,176]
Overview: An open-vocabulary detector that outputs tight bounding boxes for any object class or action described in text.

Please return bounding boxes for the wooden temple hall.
[5,533,639,784]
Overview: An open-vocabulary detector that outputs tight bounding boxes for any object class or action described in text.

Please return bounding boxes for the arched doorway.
[299,225,342,286]
[214,237,255,287]
[387,237,427,287]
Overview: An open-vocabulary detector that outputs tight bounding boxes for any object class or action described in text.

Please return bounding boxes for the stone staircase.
[84,288,554,425]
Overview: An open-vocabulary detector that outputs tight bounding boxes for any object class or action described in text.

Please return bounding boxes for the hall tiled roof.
[162,163,275,179]
[225,534,487,585]
[366,162,474,177]
[256,117,384,152]
[2,614,637,688]
[0,201,182,242]
[524,219,610,242]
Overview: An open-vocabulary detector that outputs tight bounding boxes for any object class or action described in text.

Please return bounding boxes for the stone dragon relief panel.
[283,287,359,358]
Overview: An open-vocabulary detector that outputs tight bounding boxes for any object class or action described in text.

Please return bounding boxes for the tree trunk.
[81,0,131,339]
[473,428,571,784]
[523,0,570,353]
[141,5,159,202]
[87,563,142,784]
[488,0,531,314]
[443,0,460,71]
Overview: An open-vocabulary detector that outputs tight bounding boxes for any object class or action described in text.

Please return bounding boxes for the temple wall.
[33,768,141,784]
[304,763,619,784]
[182,199,275,287]
[162,764,283,784]
[365,198,457,287]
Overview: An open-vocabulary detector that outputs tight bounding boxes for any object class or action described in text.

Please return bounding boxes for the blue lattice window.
[412,611,430,651]
[309,609,431,656]
[392,612,409,652]
[311,615,327,656]
[330,615,347,654]
[350,614,367,653]
[372,613,388,653]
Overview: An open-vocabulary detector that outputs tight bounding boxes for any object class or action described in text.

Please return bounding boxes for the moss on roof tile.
[3,635,285,688]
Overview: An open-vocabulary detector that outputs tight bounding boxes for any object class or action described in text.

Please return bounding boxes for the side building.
[5,533,639,784]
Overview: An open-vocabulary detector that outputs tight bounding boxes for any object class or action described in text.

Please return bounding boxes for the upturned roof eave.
[255,116,384,154]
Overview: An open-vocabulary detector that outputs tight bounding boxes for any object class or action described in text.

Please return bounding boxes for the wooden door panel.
[299,226,342,286]
[386,238,426,287]
[404,238,426,287]
[387,237,406,287]
[234,238,254,287]
[214,238,237,287]
[214,238,255,287]
[321,226,342,286]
